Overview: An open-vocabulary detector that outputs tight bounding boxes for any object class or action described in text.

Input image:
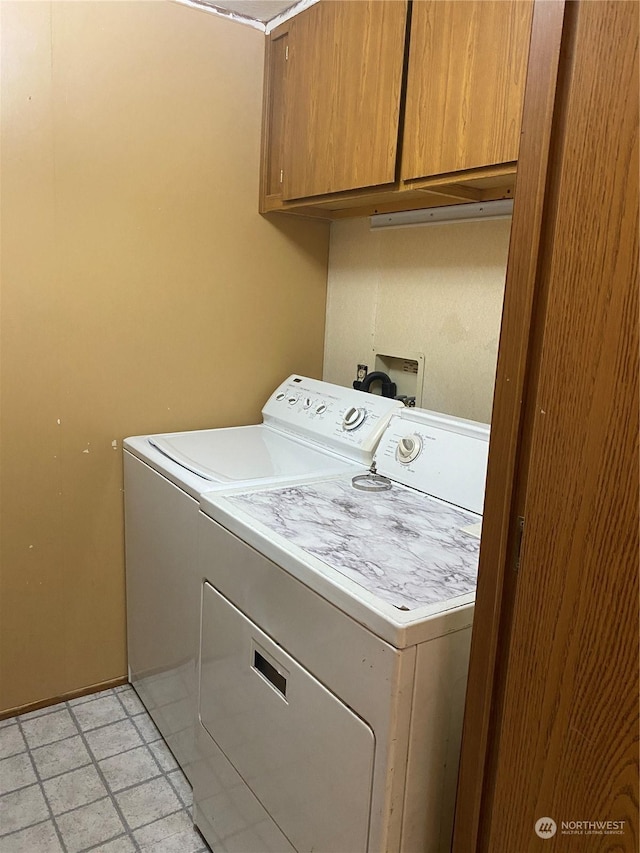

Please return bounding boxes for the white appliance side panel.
[401,626,473,853]
[193,725,296,853]
[124,452,200,780]
[200,583,376,853]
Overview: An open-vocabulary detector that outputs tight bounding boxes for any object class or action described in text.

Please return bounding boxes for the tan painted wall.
[323,218,510,423]
[0,1,329,714]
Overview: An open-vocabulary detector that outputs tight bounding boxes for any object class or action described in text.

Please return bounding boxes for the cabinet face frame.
[259,20,290,212]
[401,0,534,183]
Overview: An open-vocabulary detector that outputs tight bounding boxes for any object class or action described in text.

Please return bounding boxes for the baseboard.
[0,674,129,721]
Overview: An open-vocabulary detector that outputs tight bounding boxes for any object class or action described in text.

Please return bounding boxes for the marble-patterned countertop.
[226,478,481,611]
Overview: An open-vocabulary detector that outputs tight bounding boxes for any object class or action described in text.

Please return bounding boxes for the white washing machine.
[124,375,403,782]
[194,407,490,853]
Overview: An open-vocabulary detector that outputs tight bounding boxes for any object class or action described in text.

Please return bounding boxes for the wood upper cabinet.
[260,0,534,218]
[280,0,408,201]
[402,1,534,182]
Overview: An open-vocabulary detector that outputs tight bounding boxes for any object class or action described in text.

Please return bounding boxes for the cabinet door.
[402,1,534,182]
[282,0,407,201]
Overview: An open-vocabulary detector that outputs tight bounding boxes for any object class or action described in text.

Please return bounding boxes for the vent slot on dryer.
[253,647,288,698]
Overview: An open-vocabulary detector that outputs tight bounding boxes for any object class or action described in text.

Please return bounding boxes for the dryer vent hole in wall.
[354,354,423,407]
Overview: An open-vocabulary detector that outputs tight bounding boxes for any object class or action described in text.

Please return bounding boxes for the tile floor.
[0,684,211,853]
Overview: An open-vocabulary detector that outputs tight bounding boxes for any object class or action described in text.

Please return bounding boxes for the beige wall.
[0,1,329,714]
[323,217,510,423]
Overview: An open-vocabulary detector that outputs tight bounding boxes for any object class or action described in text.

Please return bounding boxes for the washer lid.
[149,425,354,483]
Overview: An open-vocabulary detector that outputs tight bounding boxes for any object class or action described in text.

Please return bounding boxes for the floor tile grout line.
[2,743,192,840]
[122,804,192,839]
[4,693,151,759]
[0,816,55,844]
[40,763,166,819]
[2,688,206,852]
[17,729,78,754]
[65,697,195,850]
[25,727,165,785]
[13,714,69,853]
[1,773,89,804]
[79,830,133,853]
[66,702,144,853]
[78,764,165,802]
[131,807,202,853]
[116,687,203,844]
[113,686,146,721]
[113,687,183,781]
[117,686,195,808]
[76,805,193,853]
[166,768,193,808]
[23,756,94,786]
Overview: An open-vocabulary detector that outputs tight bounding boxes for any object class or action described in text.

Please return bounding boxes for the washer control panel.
[374,408,490,515]
[262,375,404,464]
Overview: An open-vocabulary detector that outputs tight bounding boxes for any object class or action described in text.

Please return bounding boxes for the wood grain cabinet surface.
[402,0,534,183]
[260,0,535,219]
[282,0,407,201]
[261,0,407,210]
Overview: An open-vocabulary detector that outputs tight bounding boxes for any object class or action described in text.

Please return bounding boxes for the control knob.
[396,434,422,464]
[342,406,366,431]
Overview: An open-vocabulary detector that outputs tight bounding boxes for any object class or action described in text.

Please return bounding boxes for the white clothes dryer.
[123,375,403,782]
[194,407,490,853]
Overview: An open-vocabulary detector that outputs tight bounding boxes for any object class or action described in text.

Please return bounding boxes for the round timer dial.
[342,406,366,431]
[396,434,422,464]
